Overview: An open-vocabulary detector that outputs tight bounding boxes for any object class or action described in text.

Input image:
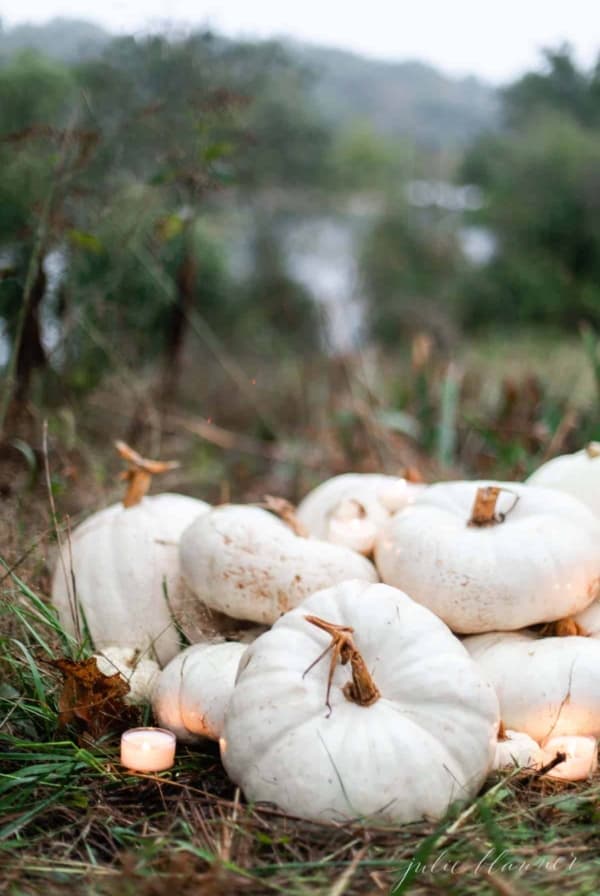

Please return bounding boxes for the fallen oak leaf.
[53,656,138,739]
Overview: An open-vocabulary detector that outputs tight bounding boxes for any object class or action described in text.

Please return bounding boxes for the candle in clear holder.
[542,735,598,781]
[121,727,176,772]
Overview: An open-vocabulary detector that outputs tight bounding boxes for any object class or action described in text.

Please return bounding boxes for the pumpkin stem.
[261,495,308,537]
[541,616,585,638]
[586,442,600,458]
[343,649,381,708]
[115,441,179,507]
[468,486,519,528]
[304,615,380,713]
[403,466,425,484]
[498,720,507,741]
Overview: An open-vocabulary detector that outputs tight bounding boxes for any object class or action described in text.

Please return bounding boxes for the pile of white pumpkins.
[51,441,600,825]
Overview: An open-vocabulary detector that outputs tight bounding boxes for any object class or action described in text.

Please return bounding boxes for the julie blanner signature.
[394,849,578,887]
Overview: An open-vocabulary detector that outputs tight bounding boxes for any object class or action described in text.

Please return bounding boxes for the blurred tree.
[0,32,335,409]
[0,52,80,409]
[461,47,600,330]
[361,201,463,346]
[329,122,412,192]
[502,46,600,129]
[233,215,321,355]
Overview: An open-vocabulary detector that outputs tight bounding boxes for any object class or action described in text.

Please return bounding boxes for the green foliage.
[1,18,499,151]
[0,50,75,135]
[462,47,600,332]
[0,52,75,245]
[502,46,600,130]
[0,32,335,400]
[329,122,412,191]
[462,111,600,328]
[232,216,321,354]
[361,201,464,345]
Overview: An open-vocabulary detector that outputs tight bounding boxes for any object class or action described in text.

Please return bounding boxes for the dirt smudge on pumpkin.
[277,591,290,612]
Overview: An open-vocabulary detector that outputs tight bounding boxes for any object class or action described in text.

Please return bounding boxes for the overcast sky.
[2,0,599,83]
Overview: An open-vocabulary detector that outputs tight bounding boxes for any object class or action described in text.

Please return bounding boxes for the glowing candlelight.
[120,727,176,772]
[541,735,598,781]
[327,499,377,555]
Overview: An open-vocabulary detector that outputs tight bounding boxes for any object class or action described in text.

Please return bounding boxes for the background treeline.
[1,19,600,408]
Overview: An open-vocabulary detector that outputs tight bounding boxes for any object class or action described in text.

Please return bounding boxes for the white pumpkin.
[52,492,209,665]
[94,646,160,704]
[221,580,499,824]
[297,473,423,549]
[326,500,380,555]
[528,443,600,518]
[179,506,378,625]
[52,442,210,666]
[152,641,246,742]
[494,730,543,771]
[374,481,600,634]
[465,630,600,742]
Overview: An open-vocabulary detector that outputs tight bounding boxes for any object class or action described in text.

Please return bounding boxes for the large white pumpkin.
[179,506,378,625]
[221,580,499,824]
[297,473,423,546]
[527,444,600,518]
[52,493,209,666]
[152,641,246,742]
[465,630,600,743]
[374,481,600,634]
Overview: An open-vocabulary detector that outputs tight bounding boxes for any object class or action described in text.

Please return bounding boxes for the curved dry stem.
[304,615,380,714]
[115,440,179,507]
[403,466,425,484]
[261,495,308,537]
[541,616,585,638]
[468,486,519,528]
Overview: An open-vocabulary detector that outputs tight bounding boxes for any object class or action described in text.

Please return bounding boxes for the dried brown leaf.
[53,656,138,739]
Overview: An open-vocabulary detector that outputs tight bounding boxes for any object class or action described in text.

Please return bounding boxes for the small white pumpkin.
[297,473,423,551]
[94,646,160,704]
[52,443,210,666]
[152,641,246,742]
[326,500,380,555]
[375,481,600,634]
[493,729,543,771]
[528,443,600,518]
[180,506,378,625]
[221,580,499,824]
[465,630,600,742]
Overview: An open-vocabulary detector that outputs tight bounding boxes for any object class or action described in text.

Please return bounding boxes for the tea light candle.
[542,735,598,781]
[120,727,176,772]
